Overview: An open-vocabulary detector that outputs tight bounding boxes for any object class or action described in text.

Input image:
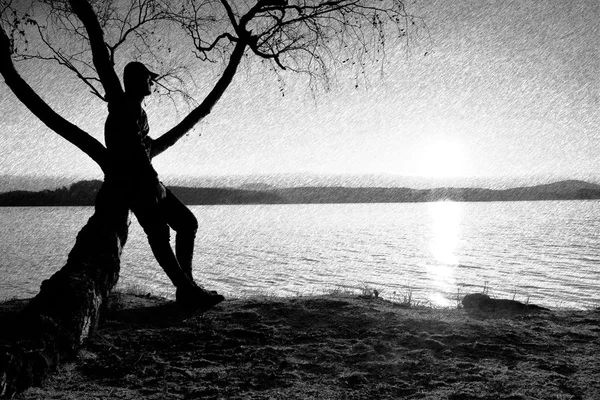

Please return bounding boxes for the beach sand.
[6,292,600,399]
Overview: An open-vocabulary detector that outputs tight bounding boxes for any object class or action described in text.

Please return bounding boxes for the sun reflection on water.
[427,201,462,307]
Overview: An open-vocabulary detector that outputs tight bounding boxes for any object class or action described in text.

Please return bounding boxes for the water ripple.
[1,201,600,308]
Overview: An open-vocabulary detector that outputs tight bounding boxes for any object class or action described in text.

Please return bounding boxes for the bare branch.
[19,20,107,100]
[0,22,108,171]
[68,0,123,102]
[2,0,418,161]
[151,40,247,156]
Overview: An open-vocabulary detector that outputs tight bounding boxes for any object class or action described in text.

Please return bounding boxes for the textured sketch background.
[0,0,598,189]
[1,0,600,308]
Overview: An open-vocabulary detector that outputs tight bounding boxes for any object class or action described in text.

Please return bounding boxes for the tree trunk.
[0,181,129,398]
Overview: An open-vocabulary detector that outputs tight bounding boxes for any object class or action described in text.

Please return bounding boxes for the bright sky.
[1,0,599,186]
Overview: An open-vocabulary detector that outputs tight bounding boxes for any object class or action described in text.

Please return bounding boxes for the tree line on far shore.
[1,179,599,206]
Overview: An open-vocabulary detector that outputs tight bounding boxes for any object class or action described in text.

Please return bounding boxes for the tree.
[0,0,416,396]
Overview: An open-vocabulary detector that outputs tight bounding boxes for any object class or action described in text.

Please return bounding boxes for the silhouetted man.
[103,61,224,308]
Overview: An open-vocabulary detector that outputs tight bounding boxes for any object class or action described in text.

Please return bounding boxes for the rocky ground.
[5,292,600,399]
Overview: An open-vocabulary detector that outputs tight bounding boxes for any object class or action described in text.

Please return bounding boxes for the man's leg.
[130,197,193,289]
[158,188,224,307]
[131,190,223,307]
[159,188,198,282]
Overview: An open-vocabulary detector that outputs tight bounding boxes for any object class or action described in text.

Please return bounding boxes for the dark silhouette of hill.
[0,179,598,206]
[0,180,102,206]
[168,186,283,205]
[0,180,284,206]
[269,180,600,204]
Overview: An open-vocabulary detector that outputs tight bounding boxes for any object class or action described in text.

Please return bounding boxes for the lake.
[1,201,599,309]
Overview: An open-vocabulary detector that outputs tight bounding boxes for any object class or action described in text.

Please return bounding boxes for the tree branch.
[151,40,247,157]
[0,24,108,172]
[29,22,106,101]
[107,1,169,61]
[67,0,123,102]
[219,0,240,34]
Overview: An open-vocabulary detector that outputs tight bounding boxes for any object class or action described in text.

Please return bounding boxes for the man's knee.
[143,222,171,243]
[175,212,198,236]
[188,214,198,234]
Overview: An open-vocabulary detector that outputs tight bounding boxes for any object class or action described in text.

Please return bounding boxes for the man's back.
[104,97,158,188]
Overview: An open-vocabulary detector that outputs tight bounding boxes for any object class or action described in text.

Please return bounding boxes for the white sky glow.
[0,0,598,186]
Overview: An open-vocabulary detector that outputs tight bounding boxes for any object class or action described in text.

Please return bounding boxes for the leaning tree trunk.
[0,181,129,397]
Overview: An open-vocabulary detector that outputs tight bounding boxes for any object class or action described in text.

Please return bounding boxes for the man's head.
[123,61,159,98]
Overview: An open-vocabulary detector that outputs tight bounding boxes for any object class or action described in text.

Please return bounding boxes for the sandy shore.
[5,292,600,399]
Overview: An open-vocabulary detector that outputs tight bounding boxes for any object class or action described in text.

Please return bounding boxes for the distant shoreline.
[0,179,599,206]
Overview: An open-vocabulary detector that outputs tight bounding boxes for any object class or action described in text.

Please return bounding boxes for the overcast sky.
[1,0,598,187]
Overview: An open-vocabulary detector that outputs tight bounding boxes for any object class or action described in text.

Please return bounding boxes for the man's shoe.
[176,286,225,309]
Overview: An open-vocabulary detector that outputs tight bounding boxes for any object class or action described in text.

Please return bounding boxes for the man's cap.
[123,61,159,82]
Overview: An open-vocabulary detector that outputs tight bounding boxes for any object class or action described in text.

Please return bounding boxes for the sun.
[417,139,470,178]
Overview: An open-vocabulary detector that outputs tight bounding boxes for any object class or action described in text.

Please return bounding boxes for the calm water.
[1,201,599,309]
